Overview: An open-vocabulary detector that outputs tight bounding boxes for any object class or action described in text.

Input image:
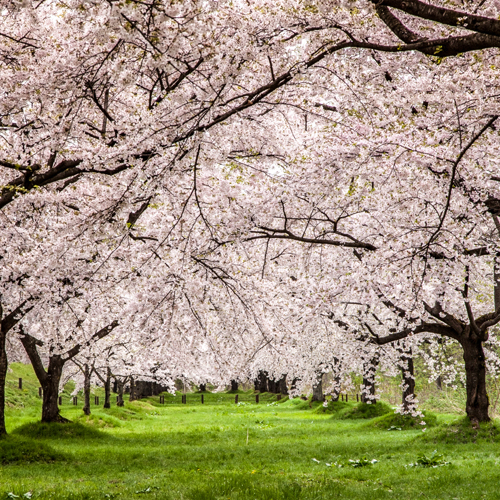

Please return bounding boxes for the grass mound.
[420,416,500,444]
[12,421,106,440]
[104,406,145,420]
[318,401,393,419]
[337,401,393,420]
[74,413,122,428]
[371,410,438,430]
[285,398,323,410]
[0,436,62,464]
[314,400,350,415]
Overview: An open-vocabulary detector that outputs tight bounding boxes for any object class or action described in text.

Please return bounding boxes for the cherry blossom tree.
[3,0,500,430]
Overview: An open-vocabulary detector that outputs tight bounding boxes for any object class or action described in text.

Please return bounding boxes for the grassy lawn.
[2,365,500,500]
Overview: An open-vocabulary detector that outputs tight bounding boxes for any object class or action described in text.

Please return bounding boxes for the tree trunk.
[331,381,340,402]
[462,336,490,423]
[116,378,125,407]
[104,367,111,409]
[267,377,277,393]
[199,383,206,392]
[0,327,7,436]
[278,375,288,395]
[41,356,68,423]
[20,333,68,423]
[82,364,91,416]
[400,349,416,413]
[230,380,238,392]
[312,373,324,402]
[331,358,341,402]
[0,300,34,435]
[129,377,136,401]
[361,352,380,404]
[435,375,443,391]
[257,371,268,392]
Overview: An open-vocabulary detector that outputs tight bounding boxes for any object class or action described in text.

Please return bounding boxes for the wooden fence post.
[182,394,186,404]
[235,394,239,404]
[160,395,165,404]
[255,394,259,404]
[201,394,204,404]
[277,394,281,401]
[95,396,99,405]
[73,396,77,405]
[346,394,348,402]
[341,394,344,401]
[356,394,359,402]
[18,378,22,390]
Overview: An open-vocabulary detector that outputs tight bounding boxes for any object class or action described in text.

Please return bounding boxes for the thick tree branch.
[1,299,34,334]
[374,0,500,37]
[374,322,460,344]
[375,4,423,43]
[423,301,464,334]
[19,329,47,385]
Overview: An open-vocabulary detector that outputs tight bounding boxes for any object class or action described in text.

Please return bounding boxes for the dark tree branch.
[423,301,464,334]
[375,4,500,56]
[1,299,34,334]
[19,329,47,384]
[374,322,461,344]
[375,5,423,43]
[374,0,500,37]
[247,226,377,250]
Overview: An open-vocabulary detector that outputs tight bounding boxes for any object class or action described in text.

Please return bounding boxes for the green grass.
[316,401,393,420]
[2,364,500,499]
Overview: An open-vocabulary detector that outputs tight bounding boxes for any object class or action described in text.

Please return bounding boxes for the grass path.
[2,365,500,499]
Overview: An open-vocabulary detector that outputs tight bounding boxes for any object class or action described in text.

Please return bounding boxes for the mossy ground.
[2,364,500,499]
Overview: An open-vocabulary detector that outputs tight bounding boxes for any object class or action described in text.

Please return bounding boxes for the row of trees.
[1,0,500,432]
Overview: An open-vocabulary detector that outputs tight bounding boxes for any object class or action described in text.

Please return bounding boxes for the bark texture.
[41,357,68,423]
[278,375,288,395]
[82,364,91,416]
[129,378,136,401]
[462,336,490,423]
[104,368,111,409]
[116,378,125,407]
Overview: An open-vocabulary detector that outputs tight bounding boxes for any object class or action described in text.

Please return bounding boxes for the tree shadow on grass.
[0,435,63,464]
